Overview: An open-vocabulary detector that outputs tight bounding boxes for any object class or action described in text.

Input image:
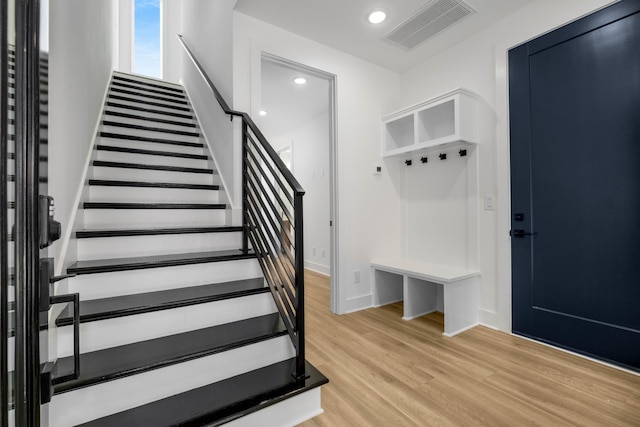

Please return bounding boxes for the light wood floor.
[299,270,640,426]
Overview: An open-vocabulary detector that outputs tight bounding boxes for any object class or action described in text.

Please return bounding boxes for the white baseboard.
[342,294,373,314]
[54,72,113,276]
[479,309,502,331]
[304,261,330,276]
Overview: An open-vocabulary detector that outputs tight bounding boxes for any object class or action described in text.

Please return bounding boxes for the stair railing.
[177,35,307,380]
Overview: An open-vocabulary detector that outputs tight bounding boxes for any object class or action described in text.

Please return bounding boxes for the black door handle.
[510,229,536,238]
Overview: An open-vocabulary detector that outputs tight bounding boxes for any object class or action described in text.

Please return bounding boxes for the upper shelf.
[382,88,479,158]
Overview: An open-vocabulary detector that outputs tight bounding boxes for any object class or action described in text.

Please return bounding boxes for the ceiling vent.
[384,0,476,50]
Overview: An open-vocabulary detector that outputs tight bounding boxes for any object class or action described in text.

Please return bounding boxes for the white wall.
[233,12,403,313]
[161,0,181,83]
[180,0,240,208]
[396,0,616,331]
[115,0,133,73]
[270,113,331,275]
[49,0,116,272]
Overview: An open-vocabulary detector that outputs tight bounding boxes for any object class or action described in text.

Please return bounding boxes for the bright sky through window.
[134,0,161,78]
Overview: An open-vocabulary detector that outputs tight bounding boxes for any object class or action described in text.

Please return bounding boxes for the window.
[134,0,161,78]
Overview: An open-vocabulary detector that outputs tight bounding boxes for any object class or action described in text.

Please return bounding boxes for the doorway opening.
[257,53,339,313]
[133,0,162,78]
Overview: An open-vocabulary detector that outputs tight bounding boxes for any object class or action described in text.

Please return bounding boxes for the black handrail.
[177,34,307,380]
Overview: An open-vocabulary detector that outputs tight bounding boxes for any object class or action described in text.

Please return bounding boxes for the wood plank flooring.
[299,270,640,426]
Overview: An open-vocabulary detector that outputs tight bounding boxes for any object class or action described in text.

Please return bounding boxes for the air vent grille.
[384,0,476,50]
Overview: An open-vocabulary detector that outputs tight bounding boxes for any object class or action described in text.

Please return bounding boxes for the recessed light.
[368,9,387,24]
[259,110,267,116]
[293,77,307,85]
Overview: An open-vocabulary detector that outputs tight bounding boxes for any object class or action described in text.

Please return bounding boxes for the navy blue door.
[509,0,640,371]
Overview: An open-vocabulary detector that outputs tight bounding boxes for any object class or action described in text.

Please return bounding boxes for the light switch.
[484,196,495,211]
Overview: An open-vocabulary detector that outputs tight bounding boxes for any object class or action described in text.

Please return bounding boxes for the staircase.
[49,72,327,426]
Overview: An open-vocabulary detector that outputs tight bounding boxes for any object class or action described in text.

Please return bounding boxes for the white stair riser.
[92,166,214,185]
[8,337,14,372]
[111,85,185,100]
[67,258,262,300]
[112,75,184,92]
[107,96,190,116]
[99,137,204,156]
[108,91,189,108]
[96,150,208,169]
[227,388,323,427]
[50,336,295,427]
[89,185,219,204]
[101,124,200,144]
[105,105,195,126]
[101,114,197,132]
[83,208,226,229]
[7,242,13,266]
[76,232,242,260]
[57,294,276,356]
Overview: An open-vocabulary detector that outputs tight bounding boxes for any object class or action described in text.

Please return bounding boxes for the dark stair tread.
[104,110,197,128]
[67,249,255,275]
[88,179,219,191]
[102,121,200,137]
[53,313,286,394]
[109,87,189,105]
[77,359,328,427]
[92,160,214,174]
[111,81,188,99]
[83,202,225,210]
[97,145,207,160]
[56,278,266,326]
[106,102,194,120]
[99,132,203,148]
[113,74,184,93]
[76,225,242,238]
[107,94,192,112]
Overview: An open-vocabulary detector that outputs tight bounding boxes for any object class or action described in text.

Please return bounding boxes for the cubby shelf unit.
[382,88,479,158]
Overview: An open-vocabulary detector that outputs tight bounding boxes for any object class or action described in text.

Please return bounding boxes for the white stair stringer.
[49,336,295,427]
[57,294,276,357]
[76,231,242,260]
[66,258,263,300]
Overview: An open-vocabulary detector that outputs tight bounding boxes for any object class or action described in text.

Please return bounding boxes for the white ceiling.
[234,0,534,73]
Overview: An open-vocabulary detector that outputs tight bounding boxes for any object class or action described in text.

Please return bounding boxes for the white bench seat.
[371,258,481,337]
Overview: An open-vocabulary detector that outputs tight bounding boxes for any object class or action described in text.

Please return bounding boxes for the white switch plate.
[484,196,495,211]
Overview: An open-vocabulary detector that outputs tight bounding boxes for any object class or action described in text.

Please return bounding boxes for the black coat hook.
[405,159,412,166]
[439,153,447,160]
[459,149,467,157]
[420,156,428,163]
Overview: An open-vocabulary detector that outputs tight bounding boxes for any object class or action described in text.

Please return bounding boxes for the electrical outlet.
[353,270,361,284]
[321,249,326,258]
[312,247,317,256]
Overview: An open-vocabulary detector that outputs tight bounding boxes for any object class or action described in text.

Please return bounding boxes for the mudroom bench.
[371,258,481,337]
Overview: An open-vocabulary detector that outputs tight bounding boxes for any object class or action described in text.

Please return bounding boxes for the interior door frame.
[251,49,341,314]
